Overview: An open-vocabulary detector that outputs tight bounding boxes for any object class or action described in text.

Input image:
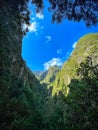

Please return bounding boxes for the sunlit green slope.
[41,66,60,84]
[34,66,60,84]
[52,33,98,95]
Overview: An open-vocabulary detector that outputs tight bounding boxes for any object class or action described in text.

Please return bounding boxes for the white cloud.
[62,51,72,61]
[45,36,52,43]
[57,49,62,54]
[31,17,36,21]
[72,41,77,49]
[66,51,72,58]
[44,58,63,70]
[36,12,44,19]
[66,51,70,56]
[22,1,44,35]
[28,22,37,32]
[22,21,38,34]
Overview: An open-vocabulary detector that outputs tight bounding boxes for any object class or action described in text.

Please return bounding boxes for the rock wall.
[0,1,43,129]
[0,0,23,77]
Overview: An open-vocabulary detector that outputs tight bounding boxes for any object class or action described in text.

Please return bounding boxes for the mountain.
[34,66,60,84]
[52,33,98,96]
[0,1,98,129]
[33,71,45,80]
[42,33,98,130]
[0,1,46,129]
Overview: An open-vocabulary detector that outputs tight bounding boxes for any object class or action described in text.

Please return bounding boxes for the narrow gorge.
[0,0,98,130]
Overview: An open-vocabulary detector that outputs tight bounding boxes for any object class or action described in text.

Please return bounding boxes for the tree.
[63,56,98,129]
[77,56,98,83]
[2,0,98,35]
[32,0,98,26]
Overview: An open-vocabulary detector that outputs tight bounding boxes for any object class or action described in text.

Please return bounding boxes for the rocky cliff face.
[43,34,98,130]
[52,33,98,96]
[0,0,22,77]
[0,1,98,129]
[34,66,60,84]
[0,1,43,129]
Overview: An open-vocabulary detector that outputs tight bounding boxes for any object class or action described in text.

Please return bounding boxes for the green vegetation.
[34,66,60,84]
[52,33,98,96]
[0,0,98,129]
[39,34,98,130]
[31,0,98,26]
[1,29,98,129]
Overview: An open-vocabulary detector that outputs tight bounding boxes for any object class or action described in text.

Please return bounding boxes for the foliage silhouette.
[2,0,98,34]
[33,0,98,26]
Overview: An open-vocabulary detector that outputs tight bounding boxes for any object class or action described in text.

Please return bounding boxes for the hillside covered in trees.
[0,0,98,130]
[41,33,98,130]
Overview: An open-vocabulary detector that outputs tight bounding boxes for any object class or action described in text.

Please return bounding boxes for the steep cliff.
[0,1,44,129]
[52,33,98,96]
[0,1,98,130]
[34,66,60,84]
[41,33,98,130]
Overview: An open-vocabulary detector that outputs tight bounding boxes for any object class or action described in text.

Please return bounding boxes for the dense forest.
[0,0,98,130]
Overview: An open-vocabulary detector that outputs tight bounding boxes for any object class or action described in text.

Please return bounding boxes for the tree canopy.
[32,0,98,26]
[5,0,97,34]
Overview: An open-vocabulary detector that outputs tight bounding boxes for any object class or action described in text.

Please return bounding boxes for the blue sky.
[22,1,98,71]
